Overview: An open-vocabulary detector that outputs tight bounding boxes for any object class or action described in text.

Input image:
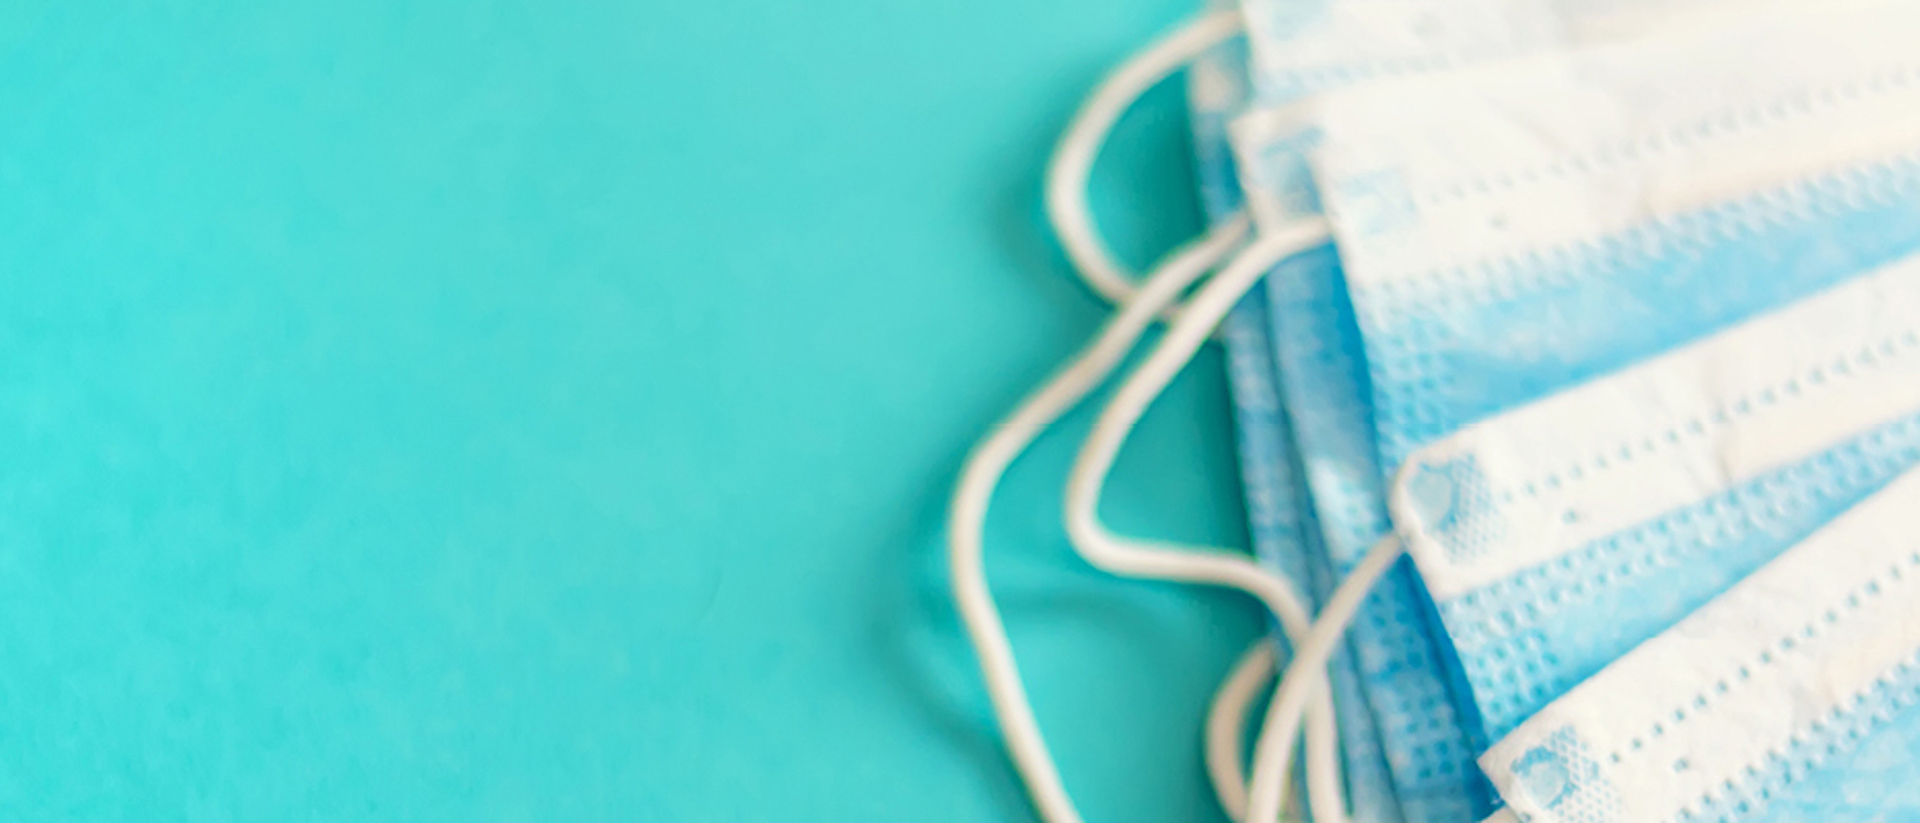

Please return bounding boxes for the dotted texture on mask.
[1433,324,1920,734]
[1641,551,1920,823]
[1450,413,1920,741]
[1358,151,1920,471]
[1737,653,1920,822]
[1506,727,1621,823]
[1402,457,1500,565]
[1265,247,1487,822]
[1354,66,1920,299]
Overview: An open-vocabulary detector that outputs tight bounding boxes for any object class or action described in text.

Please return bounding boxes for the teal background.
[3,2,1260,820]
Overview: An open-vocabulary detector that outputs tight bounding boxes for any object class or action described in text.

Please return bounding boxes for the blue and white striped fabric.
[1226,2,1920,821]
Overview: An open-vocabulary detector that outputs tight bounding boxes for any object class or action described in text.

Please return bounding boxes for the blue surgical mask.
[1477,391,1920,823]
[1212,5,1610,818]
[1388,223,1920,737]
[1232,0,1903,819]
[1327,5,1920,819]
[1228,5,1580,819]
[1440,240,1920,823]
[971,3,1912,823]
[1489,463,1920,822]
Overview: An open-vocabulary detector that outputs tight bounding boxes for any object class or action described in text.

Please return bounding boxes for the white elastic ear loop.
[949,217,1249,823]
[1244,533,1405,823]
[1046,8,1245,308]
[1207,637,1349,823]
[1243,456,1443,823]
[1205,639,1275,821]
[1062,222,1352,823]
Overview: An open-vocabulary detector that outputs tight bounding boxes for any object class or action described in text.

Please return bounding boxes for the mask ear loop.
[1045,8,1245,312]
[1047,8,1356,819]
[960,10,1351,823]
[1207,624,1351,823]
[1063,221,1352,823]
[1242,532,1404,823]
[1241,459,1445,823]
[1204,636,1277,820]
[949,217,1252,823]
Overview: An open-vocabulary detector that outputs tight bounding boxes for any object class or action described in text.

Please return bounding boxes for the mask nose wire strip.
[948,217,1249,823]
[1045,8,1245,310]
[1064,220,1350,823]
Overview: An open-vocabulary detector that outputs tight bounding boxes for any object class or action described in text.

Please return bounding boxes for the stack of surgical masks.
[948,1,1920,822]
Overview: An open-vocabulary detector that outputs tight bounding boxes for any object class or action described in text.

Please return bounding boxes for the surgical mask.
[1490,465,1920,823]
[1396,283,1920,750]
[1241,0,1553,107]
[958,4,1562,822]
[1186,5,1594,819]
[1236,0,1781,108]
[1340,5,1920,818]
[1459,236,1920,823]
[1228,2,1920,822]
[1227,1,1826,817]
[960,4,1914,823]
[1226,4,1599,819]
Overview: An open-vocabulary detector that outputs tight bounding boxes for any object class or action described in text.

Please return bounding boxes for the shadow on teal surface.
[1,1,1261,820]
